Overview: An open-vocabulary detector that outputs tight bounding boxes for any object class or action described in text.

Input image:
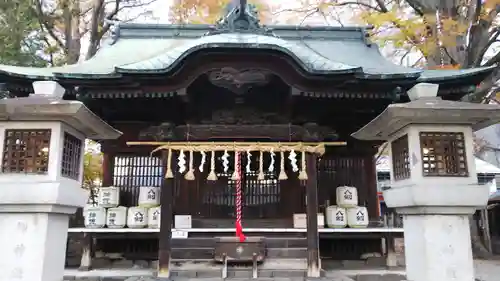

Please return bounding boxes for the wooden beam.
[158,150,175,278]
[127,141,347,146]
[305,153,320,278]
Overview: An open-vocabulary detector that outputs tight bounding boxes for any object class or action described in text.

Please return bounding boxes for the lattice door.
[196,151,288,219]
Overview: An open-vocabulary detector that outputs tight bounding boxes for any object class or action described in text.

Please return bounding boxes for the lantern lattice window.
[2,129,51,174]
[61,132,83,180]
[419,132,468,177]
[391,134,410,180]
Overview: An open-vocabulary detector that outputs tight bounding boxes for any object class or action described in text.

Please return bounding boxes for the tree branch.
[274,1,384,16]
[401,0,424,16]
[373,0,388,12]
[42,37,55,66]
[33,0,65,52]
[85,0,106,60]
[473,27,500,67]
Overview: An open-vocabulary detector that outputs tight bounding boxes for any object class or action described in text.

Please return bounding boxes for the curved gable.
[115,33,362,75]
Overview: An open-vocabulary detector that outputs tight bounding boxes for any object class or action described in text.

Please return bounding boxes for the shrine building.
[0,1,495,278]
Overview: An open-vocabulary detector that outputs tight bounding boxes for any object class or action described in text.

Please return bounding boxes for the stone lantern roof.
[0,81,121,140]
[351,83,500,141]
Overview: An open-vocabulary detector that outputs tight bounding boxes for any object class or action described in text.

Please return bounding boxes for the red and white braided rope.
[234,151,246,242]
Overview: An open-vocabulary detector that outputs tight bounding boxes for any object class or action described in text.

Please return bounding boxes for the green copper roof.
[116,33,360,74]
[0,3,493,84]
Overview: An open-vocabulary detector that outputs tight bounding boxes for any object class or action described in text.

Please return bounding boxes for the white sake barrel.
[346,206,369,228]
[84,207,106,228]
[127,207,148,228]
[98,186,120,208]
[325,205,347,228]
[138,186,160,207]
[106,206,127,228]
[336,186,358,207]
[83,204,96,217]
[148,206,161,228]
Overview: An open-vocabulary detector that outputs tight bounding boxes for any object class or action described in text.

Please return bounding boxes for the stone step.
[171,278,306,281]
[172,269,307,279]
[267,248,307,259]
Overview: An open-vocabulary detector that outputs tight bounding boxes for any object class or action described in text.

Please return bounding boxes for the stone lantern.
[352,83,500,281]
[0,81,121,281]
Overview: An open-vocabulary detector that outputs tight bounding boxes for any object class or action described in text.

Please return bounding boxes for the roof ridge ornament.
[208,0,269,35]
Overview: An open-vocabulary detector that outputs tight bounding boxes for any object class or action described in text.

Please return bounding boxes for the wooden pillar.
[305,153,320,278]
[158,150,174,278]
[102,152,114,187]
[364,151,378,219]
[481,208,492,253]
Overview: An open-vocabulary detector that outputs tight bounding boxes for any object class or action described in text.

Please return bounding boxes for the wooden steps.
[171,237,308,260]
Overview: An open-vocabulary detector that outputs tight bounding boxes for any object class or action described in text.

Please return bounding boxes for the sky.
[102,0,421,66]
[88,0,499,69]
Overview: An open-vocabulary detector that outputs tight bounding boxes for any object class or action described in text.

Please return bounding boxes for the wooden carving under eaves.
[137,109,338,141]
[302,123,339,142]
[138,122,176,141]
[201,108,288,125]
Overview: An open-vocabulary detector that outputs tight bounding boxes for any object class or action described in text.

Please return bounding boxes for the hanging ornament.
[178,150,186,174]
[231,151,240,180]
[234,151,246,242]
[165,149,174,179]
[298,151,308,180]
[268,148,275,173]
[222,150,230,173]
[246,150,252,173]
[184,150,195,180]
[199,151,206,172]
[207,151,218,181]
[257,150,265,181]
[278,151,288,180]
[289,149,299,172]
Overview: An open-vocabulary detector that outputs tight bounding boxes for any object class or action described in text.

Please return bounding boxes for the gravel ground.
[475,259,500,281]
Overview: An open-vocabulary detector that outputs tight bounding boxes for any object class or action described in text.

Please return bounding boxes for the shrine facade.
[0,1,494,277]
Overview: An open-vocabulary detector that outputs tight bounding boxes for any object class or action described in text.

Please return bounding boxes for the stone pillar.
[352,83,500,281]
[0,81,120,281]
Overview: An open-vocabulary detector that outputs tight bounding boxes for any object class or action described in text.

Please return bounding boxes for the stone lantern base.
[0,180,88,281]
[383,183,489,281]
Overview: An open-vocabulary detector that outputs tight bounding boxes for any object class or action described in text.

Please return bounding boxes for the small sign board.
[172,230,188,239]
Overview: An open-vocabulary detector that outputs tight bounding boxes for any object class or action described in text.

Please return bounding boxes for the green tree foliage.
[283,0,500,101]
[0,0,47,66]
[0,0,159,67]
[83,140,103,204]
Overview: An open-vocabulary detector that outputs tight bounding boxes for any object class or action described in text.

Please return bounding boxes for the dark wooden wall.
[95,146,379,223]
[97,124,379,223]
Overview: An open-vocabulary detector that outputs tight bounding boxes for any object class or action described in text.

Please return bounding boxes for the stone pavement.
[63,259,500,281]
